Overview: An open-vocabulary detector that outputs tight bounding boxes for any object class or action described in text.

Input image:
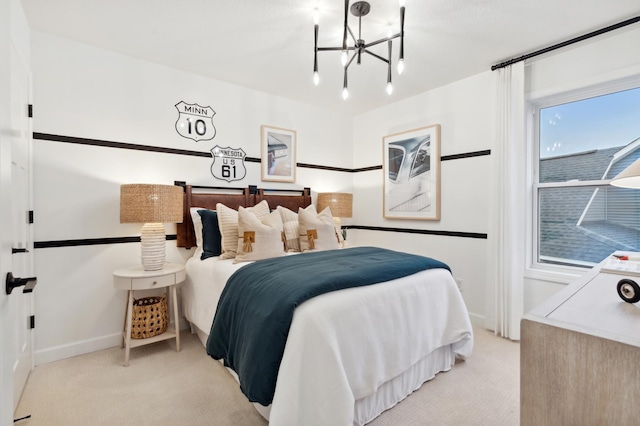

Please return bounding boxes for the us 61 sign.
[210,146,247,182]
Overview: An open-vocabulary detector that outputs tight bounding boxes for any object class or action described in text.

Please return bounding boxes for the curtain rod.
[491,15,640,71]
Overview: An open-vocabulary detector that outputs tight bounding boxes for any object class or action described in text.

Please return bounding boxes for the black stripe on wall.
[297,162,356,173]
[34,133,213,158]
[34,234,177,249]
[34,228,485,249]
[346,225,487,239]
[33,133,489,248]
[33,133,490,173]
[441,150,491,161]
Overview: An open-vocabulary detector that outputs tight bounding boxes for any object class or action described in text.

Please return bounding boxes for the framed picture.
[261,125,297,183]
[383,124,441,220]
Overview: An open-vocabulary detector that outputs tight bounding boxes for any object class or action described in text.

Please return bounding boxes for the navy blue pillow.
[198,209,222,260]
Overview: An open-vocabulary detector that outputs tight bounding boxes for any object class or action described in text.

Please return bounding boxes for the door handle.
[5,272,37,295]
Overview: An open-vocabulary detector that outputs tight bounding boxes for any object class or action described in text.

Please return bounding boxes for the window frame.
[528,77,640,277]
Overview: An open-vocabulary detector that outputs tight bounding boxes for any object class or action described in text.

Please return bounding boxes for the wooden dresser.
[521,253,640,426]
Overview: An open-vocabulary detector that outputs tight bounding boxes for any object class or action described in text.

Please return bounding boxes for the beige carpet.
[15,326,519,426]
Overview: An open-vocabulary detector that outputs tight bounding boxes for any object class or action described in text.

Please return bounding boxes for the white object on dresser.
[521,251,640,425]
[113,262,186,366]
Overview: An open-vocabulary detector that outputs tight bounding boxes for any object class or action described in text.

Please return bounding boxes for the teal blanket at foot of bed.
[206,246,451,406]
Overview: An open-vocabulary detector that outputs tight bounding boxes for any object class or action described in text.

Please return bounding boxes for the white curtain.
[485,61,526,340]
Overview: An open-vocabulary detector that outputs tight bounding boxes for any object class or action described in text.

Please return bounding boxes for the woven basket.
[131,295,169,339]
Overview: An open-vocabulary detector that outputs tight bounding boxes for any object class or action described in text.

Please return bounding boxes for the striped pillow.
[216,200,270,259]
[277,206,301,252]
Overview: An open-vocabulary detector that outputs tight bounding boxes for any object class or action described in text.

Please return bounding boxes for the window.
[388,146,404,181]
[535,86,640,268]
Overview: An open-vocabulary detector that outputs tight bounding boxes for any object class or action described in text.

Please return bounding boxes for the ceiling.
[19,0,640,116]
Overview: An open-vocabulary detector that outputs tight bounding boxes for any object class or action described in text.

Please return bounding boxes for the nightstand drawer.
[114,273,176,290]
[130,273,176,290]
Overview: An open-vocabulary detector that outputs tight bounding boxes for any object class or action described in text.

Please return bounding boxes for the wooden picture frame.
[383,124,441,220]
[261,125,297,183]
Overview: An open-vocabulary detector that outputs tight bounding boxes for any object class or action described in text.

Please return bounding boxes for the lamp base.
[141,223,166,271]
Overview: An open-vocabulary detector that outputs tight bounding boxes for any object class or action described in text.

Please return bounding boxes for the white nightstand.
[113,262,186,366]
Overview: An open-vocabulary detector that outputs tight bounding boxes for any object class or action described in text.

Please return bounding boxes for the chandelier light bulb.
[313,71,320,86]
[399,0,406,6]
[313,9,319,25]
[397,59,405,75]
[342,87,349,100]
[386,82,393,95]
[341,50,348,66]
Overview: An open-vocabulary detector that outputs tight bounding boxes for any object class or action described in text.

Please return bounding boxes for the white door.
[0,35,33,426]
[9,41,34,413]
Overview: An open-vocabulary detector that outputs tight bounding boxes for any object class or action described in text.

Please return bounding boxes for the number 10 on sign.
[175,101,216,142]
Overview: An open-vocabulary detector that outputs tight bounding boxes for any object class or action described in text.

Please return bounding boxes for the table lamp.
[120,184,183,271]
[317,192,353,241]
[610,157,640,188]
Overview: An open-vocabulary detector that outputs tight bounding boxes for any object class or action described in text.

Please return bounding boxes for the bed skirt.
[189,322,456,426]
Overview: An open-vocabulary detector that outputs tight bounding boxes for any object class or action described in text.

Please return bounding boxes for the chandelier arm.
[314,25,319,74]
[363,49,390,64]
[399,5,405,62]
[364,35,398,49]
[365,35,399,48]
[387,40,392,86]
[342,0,349,52]
[347,25,357,44]
[345,52,358,70]
[317,46,355,52]
[343,66,348,98]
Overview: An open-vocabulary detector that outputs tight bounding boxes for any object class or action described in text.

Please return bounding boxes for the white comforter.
[183,248,473,426]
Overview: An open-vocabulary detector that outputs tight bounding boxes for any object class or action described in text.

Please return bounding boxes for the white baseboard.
[35,332,122,366]
[34,318,191,366]
[468,312,485,328]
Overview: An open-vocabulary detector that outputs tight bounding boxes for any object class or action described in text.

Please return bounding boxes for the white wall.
[29,22,640,363]
[30,32,354,364]
[350,23,640,323]
[350,71,495,324]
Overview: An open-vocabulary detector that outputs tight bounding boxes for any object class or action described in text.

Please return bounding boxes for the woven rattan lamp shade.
[120,184,183,224]
[120,184,183,271]
[611,157,640,189]
[317,193,353,218]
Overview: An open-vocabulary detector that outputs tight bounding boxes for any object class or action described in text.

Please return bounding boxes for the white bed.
[182,247,473,426]
[175,185,473,425]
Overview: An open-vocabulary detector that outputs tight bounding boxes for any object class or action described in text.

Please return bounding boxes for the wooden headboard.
[255,188,312,212]
[176,184,312,249]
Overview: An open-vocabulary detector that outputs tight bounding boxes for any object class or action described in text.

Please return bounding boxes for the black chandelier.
[313,0,406,100]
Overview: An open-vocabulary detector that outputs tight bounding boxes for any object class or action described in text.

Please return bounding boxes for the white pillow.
[298,205,340,252]
[190,207,205,248]
[217,200,270,259]
[277,205,301,252]
[234,208,285,263]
